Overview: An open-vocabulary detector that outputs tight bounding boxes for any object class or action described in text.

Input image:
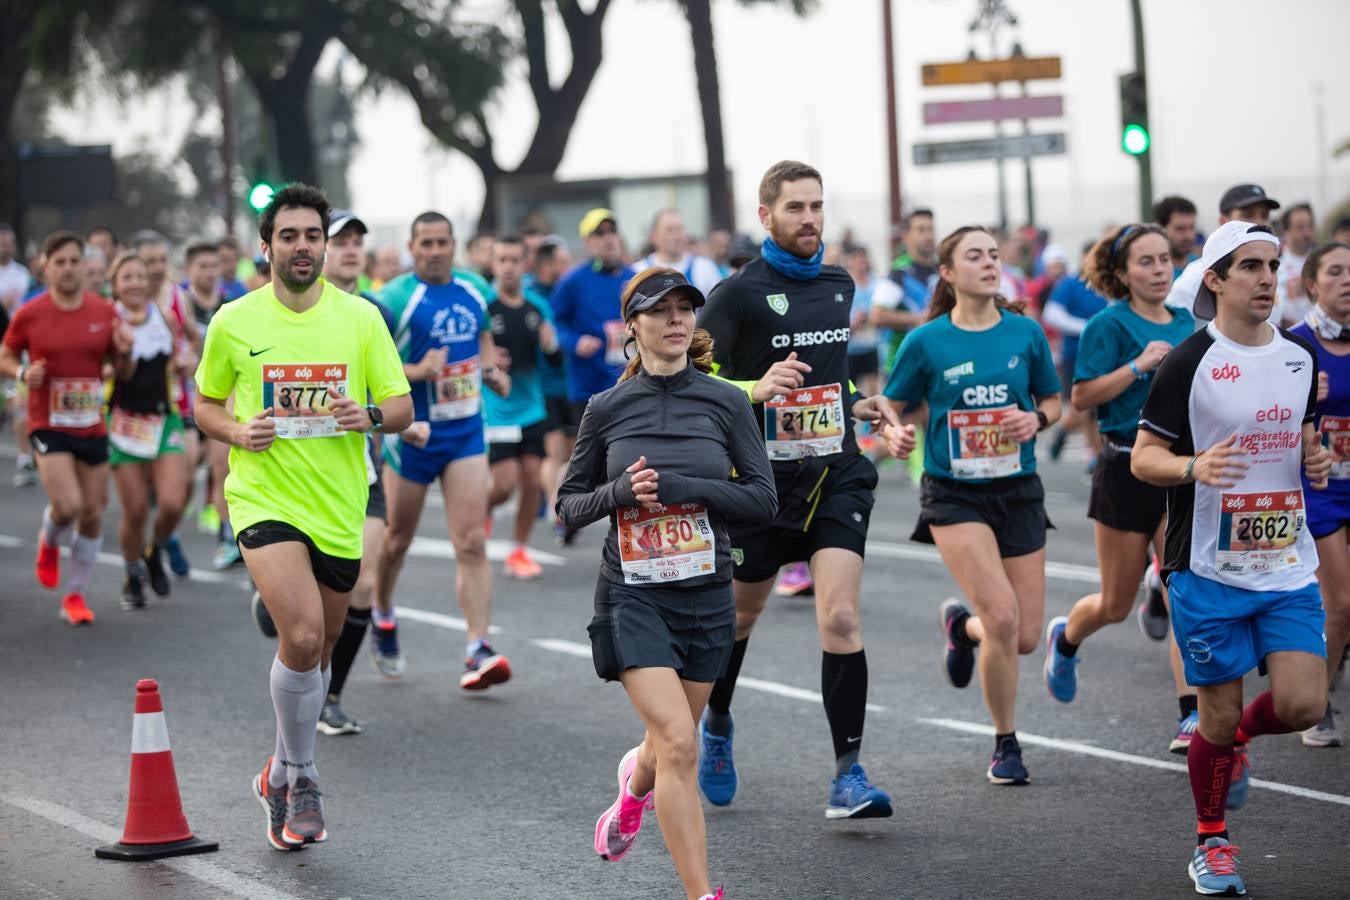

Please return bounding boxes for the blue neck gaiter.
[761,235,824,281]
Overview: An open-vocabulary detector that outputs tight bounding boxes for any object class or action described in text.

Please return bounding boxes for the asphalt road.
[1,436,1348,899]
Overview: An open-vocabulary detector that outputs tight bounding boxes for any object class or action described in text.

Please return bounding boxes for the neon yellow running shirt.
[195,280,409,558]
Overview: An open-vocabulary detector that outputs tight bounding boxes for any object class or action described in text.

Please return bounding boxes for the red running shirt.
[3,291,119,437]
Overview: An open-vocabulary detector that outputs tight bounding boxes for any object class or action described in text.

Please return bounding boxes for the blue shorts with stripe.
[1167,570,1326,686]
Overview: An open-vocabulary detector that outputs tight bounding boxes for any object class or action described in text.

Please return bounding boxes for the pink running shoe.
[593,746,653,862]
[774,562,814,597]
[698,889,725,900]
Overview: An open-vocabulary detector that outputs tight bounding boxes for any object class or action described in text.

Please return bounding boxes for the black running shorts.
[913,472,1052,559]
[588,576,735,684]
[236,520,360,593]
[728,451,877,583]
[487,420,550,465]
[1087,441,1166,536]
[29,429,109,466]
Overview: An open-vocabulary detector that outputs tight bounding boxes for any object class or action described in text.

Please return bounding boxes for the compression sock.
[1236,690,1295,743]
[1188,733,1233,845]
[1055,630,1079,658]
[705,637,749,736]
[1179,694,1199,720]
[66,534,101,593]
[41,506,72,547]
[269,656,323,789]
[327,608,371,699]
[822,649,868,775]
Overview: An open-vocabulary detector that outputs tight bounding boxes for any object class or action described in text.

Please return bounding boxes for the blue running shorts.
[1167,570,1326,686]
[382,426,485,485]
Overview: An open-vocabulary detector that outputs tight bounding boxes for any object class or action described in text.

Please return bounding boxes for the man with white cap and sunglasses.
[1133,219,1332,896]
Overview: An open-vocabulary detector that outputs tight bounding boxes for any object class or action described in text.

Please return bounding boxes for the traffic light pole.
[1130,0,1152,221]
[882,0,903,251]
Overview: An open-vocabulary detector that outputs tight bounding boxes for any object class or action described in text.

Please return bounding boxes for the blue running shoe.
[163,533,190,577]
[697,710,737,807]
[826,764,892,819]
[1188,837,1245,896]
[1042,616,1079,703]
[1226,744,1250,810]
[987,735,1030,785]
[1170,710,1200,755]
[939,598,976,688]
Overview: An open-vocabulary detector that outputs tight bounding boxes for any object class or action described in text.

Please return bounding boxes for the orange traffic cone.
[95,679,219,860]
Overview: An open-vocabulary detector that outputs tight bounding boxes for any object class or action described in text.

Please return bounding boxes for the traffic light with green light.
[248,182,275,212]
[1118,72,1149,157]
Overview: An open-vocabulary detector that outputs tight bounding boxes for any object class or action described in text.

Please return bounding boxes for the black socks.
[705,638,749,736]
[327,607,372,700]
[1055,630,1079,658]
[1179,694,1199,720]
[822,649,868,776]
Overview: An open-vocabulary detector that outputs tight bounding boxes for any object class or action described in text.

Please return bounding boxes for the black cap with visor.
[624,271,706,319]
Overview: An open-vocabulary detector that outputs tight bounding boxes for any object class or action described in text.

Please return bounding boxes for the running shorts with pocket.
[588,576,736,683]
[1167,570,1326,686]
[728,451,877,583]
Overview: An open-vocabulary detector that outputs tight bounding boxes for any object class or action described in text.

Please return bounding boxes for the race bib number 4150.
[764,383,845,460]
[948,405,1021,479]
[1216,489,1305,576]
[617,503,715,585]
[262,364,348,439]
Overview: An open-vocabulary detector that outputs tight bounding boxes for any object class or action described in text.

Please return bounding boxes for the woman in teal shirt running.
[882,225,1062,785]
[1039,223,1200,756]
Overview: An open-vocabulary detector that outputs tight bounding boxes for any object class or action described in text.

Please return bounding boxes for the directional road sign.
[912,132,1067,166]
[923,95,1064,126]
[921,56,1062,86]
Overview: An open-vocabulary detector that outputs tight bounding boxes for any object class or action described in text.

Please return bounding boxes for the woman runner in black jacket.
[558,267,776,900]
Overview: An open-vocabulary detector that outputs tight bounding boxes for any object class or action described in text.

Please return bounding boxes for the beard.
[768,218,821,259]
[278,251,324,292]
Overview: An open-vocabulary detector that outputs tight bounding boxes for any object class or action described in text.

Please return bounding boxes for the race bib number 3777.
[617,503,715,585]
[1216,489,1305,576]
[262,364,348,439]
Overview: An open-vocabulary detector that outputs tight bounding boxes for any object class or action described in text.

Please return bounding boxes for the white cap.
[1040,244,1068,267]
[1193,220,1280,320]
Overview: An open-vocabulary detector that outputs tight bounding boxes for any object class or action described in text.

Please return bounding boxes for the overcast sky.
[48,0,1350,262]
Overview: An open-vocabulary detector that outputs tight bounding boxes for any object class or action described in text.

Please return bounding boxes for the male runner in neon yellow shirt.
[195,184,411,852]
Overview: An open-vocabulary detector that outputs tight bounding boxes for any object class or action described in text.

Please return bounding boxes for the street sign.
[923,95,1063,126]
[921,56,1062,86]
[912,132,1067,166]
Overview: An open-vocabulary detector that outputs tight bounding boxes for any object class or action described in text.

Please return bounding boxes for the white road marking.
[0,793,305,900]
[531,637,591,658]
[399,606,501,635]
[408,536,565,566]
[917,717,1350,808]
[865,539,1101,585]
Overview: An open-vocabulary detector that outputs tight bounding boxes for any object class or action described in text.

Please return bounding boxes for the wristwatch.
[1035,409,1050,431]
[366,404,384,433]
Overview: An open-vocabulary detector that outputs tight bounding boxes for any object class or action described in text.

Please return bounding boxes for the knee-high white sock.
[269,656,323,789]
[41,507,73,547]
[65,534,101,593]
